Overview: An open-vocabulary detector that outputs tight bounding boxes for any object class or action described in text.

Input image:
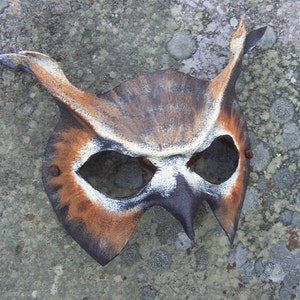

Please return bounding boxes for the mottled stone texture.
[0,0,299,299]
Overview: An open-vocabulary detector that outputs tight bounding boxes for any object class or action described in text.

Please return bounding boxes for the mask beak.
[148,175,204,240]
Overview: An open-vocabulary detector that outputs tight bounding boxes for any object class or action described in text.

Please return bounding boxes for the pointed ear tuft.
[244,26,267,54]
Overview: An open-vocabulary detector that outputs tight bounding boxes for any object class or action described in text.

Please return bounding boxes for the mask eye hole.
[78,151,156,198]
[187,135,239,184]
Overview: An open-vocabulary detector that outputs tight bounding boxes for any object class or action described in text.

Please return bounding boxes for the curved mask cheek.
[42,110,146,266]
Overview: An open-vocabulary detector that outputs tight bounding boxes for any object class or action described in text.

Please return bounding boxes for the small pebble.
[230,17,239,27]
[252,143,270,172]
[260,260,285,283]
[141,285,158,300]
[167,31,197,59]
[270,98,294,123]
[282,123,300,149]
[174,232,192,251]
[256,175,268,191]
[239,259,255,284]
[120,243,140,265]
[19,102,35,116]
[280,210,293,226]
[136,269,148,283]
[148,250,171,273]
[156,221,181,244]
[279,286,295,300]
[273,168,295,189]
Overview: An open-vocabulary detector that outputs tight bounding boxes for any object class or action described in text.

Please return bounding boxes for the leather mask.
[0,19,266,265]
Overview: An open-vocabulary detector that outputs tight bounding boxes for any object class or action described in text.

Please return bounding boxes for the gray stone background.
[0,0,299,299]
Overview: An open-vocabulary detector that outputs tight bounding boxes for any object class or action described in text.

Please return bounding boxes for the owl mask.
[0,20,266,265]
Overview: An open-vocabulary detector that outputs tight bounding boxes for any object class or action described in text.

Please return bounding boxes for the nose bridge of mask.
[147,155,190,196]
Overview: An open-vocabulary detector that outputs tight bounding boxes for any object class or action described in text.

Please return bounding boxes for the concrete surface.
[0,0,299,299]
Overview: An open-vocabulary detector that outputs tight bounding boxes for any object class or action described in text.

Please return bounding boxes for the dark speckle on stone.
[228,243,248,268]
[15,241,25,257]
[229,246,260,283]
[279,286,296,300]
[149,250,171,272]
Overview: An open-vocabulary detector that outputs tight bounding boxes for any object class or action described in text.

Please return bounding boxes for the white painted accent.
[149,156,185,197]
[72,138,103,171]
[71,138,148,211]
[86,96,223,159]
[71,125,242,212]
